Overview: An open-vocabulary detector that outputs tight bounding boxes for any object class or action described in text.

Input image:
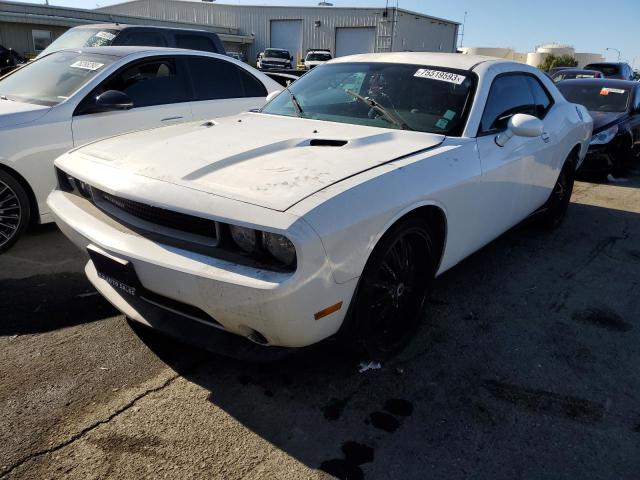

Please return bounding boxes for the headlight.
[590,125,618,145]
[263,232,296,267]
[229,225,258,253]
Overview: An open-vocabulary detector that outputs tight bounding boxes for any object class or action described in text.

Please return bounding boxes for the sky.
[13,0,640,67]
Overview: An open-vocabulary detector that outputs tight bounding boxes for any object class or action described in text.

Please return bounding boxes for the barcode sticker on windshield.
[414,69,466,85]
[70,61,104,71]
[95,31,116,41]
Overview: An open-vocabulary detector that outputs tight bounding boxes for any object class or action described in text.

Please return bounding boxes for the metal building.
[98,0,460,63]
[0,0,251,58]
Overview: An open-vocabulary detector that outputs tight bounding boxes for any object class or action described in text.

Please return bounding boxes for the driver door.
[475,73,553,236]
[71,57,192,148]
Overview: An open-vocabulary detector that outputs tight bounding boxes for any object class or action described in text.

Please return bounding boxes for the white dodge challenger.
[48,53,592,359]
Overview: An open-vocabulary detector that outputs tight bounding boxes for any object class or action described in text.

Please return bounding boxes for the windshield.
[307,53,331,61]
[264,49,290,59]
[553,71,599,82]
[39,28,118,57]
[262,62,475,135]
[557,84,630,112]
[0,50,117,106]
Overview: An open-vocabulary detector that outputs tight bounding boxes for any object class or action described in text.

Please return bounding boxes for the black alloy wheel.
[0,170,30,253]
[539,157,575,228]
[345,216,437,360]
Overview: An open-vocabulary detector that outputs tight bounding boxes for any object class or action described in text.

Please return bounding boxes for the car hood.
[0,99,50,128]
[72,113,445,212]
[589,110,627,132]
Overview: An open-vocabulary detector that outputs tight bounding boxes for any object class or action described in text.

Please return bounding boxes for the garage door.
[335,27,376,58]
[270,20,303,61]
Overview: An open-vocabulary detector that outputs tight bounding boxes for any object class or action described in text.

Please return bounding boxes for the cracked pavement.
[1,177,640,479]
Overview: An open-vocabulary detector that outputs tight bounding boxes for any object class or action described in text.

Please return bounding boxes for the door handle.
[541,132,551,143]
[161,116,183,122]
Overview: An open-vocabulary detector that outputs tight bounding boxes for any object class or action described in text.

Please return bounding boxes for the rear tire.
[340,216,438,361]
[0,170,30,253]
[538,156,575,229]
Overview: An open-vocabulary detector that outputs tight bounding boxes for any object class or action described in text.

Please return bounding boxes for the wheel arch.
[368,201,448,276]
[0,162,39,224]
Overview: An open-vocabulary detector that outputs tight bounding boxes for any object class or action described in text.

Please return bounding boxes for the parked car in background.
[0,45,26,75]
[227,52,246,63]
[557,78,640,177]
[548,66,578,77]
[257,48,293,70]
[263,71,301,87]
[584,62,634,80]
[48,53,591,359]
[38,24,226,58]
[301,49,332,70]
[0,46,280,252]
[551,69,602,82]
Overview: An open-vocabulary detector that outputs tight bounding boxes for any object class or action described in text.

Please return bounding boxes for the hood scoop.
[308,139,348,147]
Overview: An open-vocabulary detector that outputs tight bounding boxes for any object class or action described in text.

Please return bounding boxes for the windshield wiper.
[344,89,412,130]
[284,87,303,117]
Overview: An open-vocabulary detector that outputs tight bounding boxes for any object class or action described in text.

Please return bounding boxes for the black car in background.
[584,62,634,80]
[551,69,602,82]
[38,24,225,58]
[0,45,26,75]
[557,79,640,177]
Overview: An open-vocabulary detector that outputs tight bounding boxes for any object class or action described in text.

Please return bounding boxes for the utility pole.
[458,11,468,49]
[606,47,621,61]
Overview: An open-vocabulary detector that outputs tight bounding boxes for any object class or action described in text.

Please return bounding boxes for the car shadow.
[0,271,119,336]
[133,200,640,478]
[0,224,118,336]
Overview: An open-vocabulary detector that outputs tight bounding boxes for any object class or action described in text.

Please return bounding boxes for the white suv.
[303,49,332,70]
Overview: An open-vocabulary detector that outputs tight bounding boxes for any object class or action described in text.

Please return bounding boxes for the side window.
[480,74,536,134]
[186,57,265,100]
[118,31,167,47]
[526,76,553,118]
[98,58,188,108]
[239,69,267,97]
[175,35,216,53]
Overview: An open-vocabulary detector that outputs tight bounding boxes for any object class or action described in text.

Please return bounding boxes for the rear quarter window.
[117,31,167,47]
[175,35,217,53]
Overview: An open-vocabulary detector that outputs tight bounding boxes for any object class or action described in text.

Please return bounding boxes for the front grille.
[94,189,217,241]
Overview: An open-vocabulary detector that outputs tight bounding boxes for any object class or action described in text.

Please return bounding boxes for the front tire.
[0,170,30,253]
[538,156,575,229]
[341,217,438,360]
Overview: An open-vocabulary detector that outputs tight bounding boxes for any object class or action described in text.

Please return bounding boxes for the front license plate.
[88,247,141,297]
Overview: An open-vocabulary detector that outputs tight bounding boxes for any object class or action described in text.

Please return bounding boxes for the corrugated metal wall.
[0,21,66,56]
[98,0,458,62]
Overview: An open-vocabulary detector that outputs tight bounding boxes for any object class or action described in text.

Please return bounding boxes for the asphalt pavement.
[1,176,640,479]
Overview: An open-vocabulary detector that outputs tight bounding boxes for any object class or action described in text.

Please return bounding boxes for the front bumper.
[47,190,358,349]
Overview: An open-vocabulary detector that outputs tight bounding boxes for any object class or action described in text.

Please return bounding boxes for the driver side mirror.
[90,90,134,113]
[495,113,544,147]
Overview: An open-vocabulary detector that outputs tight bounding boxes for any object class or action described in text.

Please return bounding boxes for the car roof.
[55,46,215,58]
[557,78,638,88]
[553,69,600,75]
[329,52,512,70]
[70,23,213,34]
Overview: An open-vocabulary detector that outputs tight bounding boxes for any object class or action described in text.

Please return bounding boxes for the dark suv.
[38,24,225,58]
[584,62,634,80]
[0,45,26,75]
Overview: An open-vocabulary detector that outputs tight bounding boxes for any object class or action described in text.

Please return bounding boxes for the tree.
[538,54,578,72]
